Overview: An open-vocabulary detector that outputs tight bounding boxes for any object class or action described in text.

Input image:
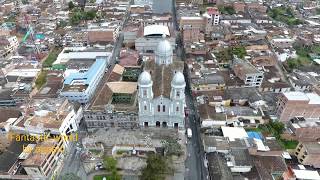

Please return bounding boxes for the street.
[170,0,208,179]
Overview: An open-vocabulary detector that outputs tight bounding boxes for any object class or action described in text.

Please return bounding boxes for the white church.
[138,35,186,129]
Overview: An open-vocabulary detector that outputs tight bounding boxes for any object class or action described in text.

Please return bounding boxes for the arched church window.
[176,106,179,112]
[176,91,180,97]
[143,90,147,97]
[157,105,161,112]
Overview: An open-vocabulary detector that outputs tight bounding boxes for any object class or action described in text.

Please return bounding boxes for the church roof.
[144,60,184,98]
[172,72,185,86]
[138,71,152,85]
[156,37,173,56]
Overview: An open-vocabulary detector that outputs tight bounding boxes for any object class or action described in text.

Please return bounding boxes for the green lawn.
[43,49,61,68]
[93,175,112,180]
[35,70,47,90]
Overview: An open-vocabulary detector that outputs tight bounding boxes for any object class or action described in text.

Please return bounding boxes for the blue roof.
[64,57,107,85]
[247,131,263,140]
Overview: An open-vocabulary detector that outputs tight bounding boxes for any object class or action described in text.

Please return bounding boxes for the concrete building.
[60,57,109,104]
[8,98,83,149]
[179,17,205,42]
[53,47,110,65]
[271,37,295,49]
[295,142,320,168]
[138,36,186,129]
[232,58,264,87]
[0,36,18,58]
[21,138,64,179]
[83,63,139,130]
[203,7,220,34]
[276,91,320,122]
[135,25,176,53]
[84,81,139,130]
[87,22,121,44]
[288,117,320,142]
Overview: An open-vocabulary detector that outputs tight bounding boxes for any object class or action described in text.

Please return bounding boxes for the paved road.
[171,0,208,179]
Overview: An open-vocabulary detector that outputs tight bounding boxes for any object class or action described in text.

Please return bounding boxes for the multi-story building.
[232,58,264,87]
[276,92,320,122]
[60,57,109,104]
[180,17,205,42]
[87,22,121,44]
[288,117,320,142]
[271,37,295,49]
[138,36,186,129]
[295,142,320,168]
[84,81,139,130]
[9,98,83,149]
[0,36,18,58]
[21,138,65,179]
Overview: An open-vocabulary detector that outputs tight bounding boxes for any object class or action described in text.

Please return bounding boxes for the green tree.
[68,1,75,10]
[85,10,97,20]
[141,153,170,180]
[103,157,121,180]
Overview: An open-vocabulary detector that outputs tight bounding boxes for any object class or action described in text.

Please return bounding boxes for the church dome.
[172,72,185,86]
[138,71,152,85]
[156,35,173,56]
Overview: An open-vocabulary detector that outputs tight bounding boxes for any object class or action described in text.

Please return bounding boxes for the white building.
[138,36,186,129]
[0,36,18,58]
[60,56,109,104]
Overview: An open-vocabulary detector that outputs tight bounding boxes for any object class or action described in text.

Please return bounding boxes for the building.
[138,36,186,129]
[203,7,220,34]
[271,37,295,49]
[295,142,320,168]
[83,62,140,130]
[0,36,18,58]
[60,57,109,104]
[21,138,64,179]
[276,92,320,122]
[84,81,139,130]
[87,22,121,44]
[288,117,320,142]
[179,17,205,42]
[135,25,176,53]
[232,58,264,87]
[8,98,83,149]
[53,47,110,66]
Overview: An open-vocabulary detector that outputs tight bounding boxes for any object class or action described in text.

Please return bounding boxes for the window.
[143,90,147,97]
[176,91,180,97]
[176,106,179,112]
[163,105,165,112]
[157,105,161,112]
[144,105,147,111]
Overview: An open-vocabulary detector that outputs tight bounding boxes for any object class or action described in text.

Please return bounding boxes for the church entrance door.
[162,122,167,128]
